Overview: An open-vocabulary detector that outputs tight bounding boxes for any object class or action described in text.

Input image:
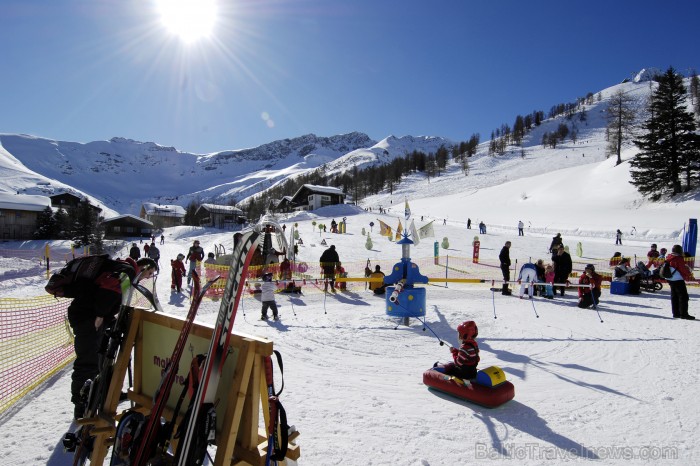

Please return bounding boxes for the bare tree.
[605,89,638,165]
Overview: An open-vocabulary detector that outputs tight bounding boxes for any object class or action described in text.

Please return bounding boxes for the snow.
[1,77,699,465]
[1,154,699,465]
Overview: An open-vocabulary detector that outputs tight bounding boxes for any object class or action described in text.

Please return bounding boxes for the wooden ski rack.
[78,307,300,465]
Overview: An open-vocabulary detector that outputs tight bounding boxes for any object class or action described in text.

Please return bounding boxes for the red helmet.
[457,320,478,339]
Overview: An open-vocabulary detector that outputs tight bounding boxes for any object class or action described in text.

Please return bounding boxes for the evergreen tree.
[71,200,103,251]
[183,200,199,226]
[33,206,57,239]
[605,89,638,165]
[54,207,70,239]
[631,67,699,198]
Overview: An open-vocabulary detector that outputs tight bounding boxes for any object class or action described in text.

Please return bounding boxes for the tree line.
[34,201,105,251]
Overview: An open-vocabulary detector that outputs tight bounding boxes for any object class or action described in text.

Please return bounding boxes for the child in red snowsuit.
[171,253,186,292]
[435,320,480,380]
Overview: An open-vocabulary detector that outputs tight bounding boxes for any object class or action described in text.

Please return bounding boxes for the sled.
[423,365,514,408]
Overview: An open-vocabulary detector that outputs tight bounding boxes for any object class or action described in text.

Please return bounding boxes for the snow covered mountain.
[0,131,453,216]
[0,68,696,223]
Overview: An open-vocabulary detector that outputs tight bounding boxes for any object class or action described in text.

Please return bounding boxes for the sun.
[155,0,218,43]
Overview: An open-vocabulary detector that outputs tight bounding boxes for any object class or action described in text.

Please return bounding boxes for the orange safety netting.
[0,296,74,415]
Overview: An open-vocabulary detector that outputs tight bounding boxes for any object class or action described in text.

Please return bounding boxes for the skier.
[129,243,141,261]
[147,242,160,271]
[160,234,165,245]
[260,265,279,321]
[666,244,695,320]
[615,229,623,245]
[549,233,563,253]
[517,262,538,298]
[577,264,603,308]
[185,239,204,285]
[499,241,512,295]
[467,218,471,229]
[544,264,555,299]
[171,254,186,292]
[518,220,524,236]
[331,219,338,233]
[433,321,480,380]
[319,245,340,292]
[335,262,347,291]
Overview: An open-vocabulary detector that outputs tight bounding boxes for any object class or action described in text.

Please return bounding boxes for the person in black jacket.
[499,241,512,295]
[67,257,155,419]
[551,244,573,296]
[129,243,141,261]
[319,245,340,292]
[549,233,563,253]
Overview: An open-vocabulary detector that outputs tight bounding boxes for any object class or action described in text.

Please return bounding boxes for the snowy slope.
[1,202,697,465]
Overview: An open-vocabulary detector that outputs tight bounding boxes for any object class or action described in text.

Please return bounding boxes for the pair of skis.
[124,271,218,466]
[115,229,261,465]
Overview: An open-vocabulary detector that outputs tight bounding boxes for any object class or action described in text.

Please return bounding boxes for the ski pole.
[289,295,297,317]
[491,280,497,319]
[530,286,540,319]
[323,283,327,314]
[415,315,453,348]
[592,289,603,323]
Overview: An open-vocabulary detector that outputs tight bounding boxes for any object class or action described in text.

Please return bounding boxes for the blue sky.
[1,0,698,154]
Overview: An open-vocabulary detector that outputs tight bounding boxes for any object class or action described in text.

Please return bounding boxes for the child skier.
[171,253,186,292]
[544,265,555,299]
[434,321,480,380]
[260,265,279,321]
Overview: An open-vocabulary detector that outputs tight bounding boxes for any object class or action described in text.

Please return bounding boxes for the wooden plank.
[214,339,255,466]
[238,355,263,451]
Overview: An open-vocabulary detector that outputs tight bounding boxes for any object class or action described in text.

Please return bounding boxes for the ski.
[64,262,157,466]
[126,271,218,466]
[176,229,261,466]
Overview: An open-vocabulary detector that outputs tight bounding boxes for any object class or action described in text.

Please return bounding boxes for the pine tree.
[631,67,699,199]
[54,207,70,239]
[71,200,103,251]
[33,206,57,239]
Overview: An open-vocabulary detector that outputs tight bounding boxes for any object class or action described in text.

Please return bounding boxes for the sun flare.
[155,0,218,43]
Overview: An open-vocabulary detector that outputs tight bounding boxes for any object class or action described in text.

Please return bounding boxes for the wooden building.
[194,203,246,229]
[0,193,52,240]
[289,184,346,211]
[140,203,186,229]
[101,214,154,239]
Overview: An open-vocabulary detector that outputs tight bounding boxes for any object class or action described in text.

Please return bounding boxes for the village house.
[0,193,52,240]
[194,203,246,229]
[101,214,154,239]
[289,184,346,211]
[140,203,186,229]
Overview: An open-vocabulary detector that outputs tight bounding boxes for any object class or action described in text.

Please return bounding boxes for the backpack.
[45,254,135,298]
[659,261,674,280]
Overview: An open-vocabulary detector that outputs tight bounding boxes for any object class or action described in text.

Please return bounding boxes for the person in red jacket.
[646,243,661,268]
[434,321,480,380]
[578,264,603,308]
[171,253,186,292]
[666,244,695,320]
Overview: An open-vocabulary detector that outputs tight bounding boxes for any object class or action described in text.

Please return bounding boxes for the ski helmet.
[457,320,478,340]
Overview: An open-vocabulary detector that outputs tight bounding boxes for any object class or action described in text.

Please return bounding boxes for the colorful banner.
[395,220,403,240]
[410,220,420,246]
[404,200,411,220]
[418,220,435,239]
[378,219,392,237]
